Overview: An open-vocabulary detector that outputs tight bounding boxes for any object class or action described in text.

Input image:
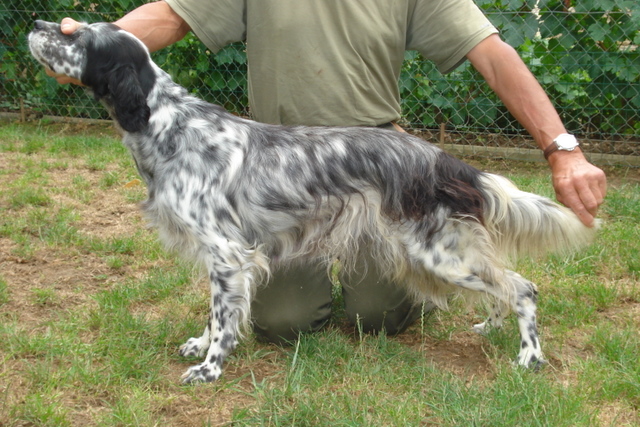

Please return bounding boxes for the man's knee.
[251,264,333,344]
[343,292,423,336]
[253,308,330,344]
[341,258,432,335]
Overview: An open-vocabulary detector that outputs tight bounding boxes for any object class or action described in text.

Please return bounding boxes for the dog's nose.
[34,20,45,30]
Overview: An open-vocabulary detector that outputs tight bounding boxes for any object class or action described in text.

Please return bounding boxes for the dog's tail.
[479,173,598,260]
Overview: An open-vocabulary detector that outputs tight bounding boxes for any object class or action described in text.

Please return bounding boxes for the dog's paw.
[516,348,546,371]
[472,321,488,335]
[529,358,547,372]
[513,357,547,373]
[181,362,221,384]
[179,337,209,358]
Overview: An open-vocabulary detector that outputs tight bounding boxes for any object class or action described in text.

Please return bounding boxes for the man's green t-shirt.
[164,0,497,126]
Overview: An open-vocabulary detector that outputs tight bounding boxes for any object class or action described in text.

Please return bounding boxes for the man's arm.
[467,34,606,227]
[113,1,191,52]
[47,1,190,84]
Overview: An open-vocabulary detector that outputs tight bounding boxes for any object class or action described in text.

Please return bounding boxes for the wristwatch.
[543,133,579,160]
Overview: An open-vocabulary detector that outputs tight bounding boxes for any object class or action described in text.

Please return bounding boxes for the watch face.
[555,134,579,150]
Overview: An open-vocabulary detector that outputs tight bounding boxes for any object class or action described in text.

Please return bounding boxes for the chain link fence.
[1,1,639,164]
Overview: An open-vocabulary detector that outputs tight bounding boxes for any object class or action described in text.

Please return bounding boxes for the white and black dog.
[29,20,596,383]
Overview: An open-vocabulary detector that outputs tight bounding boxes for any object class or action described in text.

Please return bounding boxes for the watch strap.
[543,143,559,160]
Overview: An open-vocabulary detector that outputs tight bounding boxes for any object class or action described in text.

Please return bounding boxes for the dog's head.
[28,20,155,132]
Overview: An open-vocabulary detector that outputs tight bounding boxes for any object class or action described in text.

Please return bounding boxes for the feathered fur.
[28,20,597,383]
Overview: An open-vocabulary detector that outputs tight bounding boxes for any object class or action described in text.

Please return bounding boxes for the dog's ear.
[107,65,151,132]
[80,24,155,133]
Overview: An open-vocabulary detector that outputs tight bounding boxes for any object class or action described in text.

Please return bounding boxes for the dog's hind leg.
[427,265,544,369]
[472,300,509,334]
[407,223,544,369]
[507,271,545,369]
[469,271,544,368]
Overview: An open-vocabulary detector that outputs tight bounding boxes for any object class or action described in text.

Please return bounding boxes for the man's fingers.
[586,183,605,217]
[555,178,597,228]
[576,209,596,228]
[60,17,82,34]
[575,178,600,218]
[567,186,601,228]
[583,169,607,219]
[44,67,82,85]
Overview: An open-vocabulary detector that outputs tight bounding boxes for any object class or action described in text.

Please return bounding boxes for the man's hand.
[548,150,606,227]
[44,18,84,85]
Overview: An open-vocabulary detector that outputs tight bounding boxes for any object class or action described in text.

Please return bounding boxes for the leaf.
[501,20,526,47]
[115,0,132,10]
[617,57,640,82]
[206,71,227,91]
[559,52,589,74]
[538,12,564,39]
[399,73,416,93]
[574,0,599,13]
[505,0,526,12]
[215,45,246,65]
[475,0,495,8]
[57,0,77,8]
[629,91,640,109]
[468,97,498,125]
[404,51,420,62]
[516,12,540,42]
[587,22,608,42]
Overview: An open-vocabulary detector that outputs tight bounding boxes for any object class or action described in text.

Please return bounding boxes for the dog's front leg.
[180,244,255,384]
[180,278,237,383]
[179,312,212,359]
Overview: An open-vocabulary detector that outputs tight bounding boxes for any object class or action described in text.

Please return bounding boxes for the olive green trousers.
[251,259,434,344]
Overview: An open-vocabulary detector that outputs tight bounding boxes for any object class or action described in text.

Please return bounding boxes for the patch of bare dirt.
[0,155,148,329]
[1,242,103,325]
[397,322,497,380]
[595,402,640,427]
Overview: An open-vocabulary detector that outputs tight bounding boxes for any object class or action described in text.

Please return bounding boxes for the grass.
[231,332,598,426]
[0,120,639,426]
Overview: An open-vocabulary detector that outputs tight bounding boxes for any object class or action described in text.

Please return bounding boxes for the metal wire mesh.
[1,1,638,163]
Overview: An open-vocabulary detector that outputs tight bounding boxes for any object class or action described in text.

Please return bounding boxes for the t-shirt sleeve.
[406,0,498,74]
[164,0,246,53]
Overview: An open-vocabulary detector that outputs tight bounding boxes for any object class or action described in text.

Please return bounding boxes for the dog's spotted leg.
[181,269,240,384]
[180,242,256,384]
[412,229,546,370]
[509,271,546,370]
[179,312,212,358]
[447,269,545,369]
[473,301,509,335]
[444,270,544,369]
